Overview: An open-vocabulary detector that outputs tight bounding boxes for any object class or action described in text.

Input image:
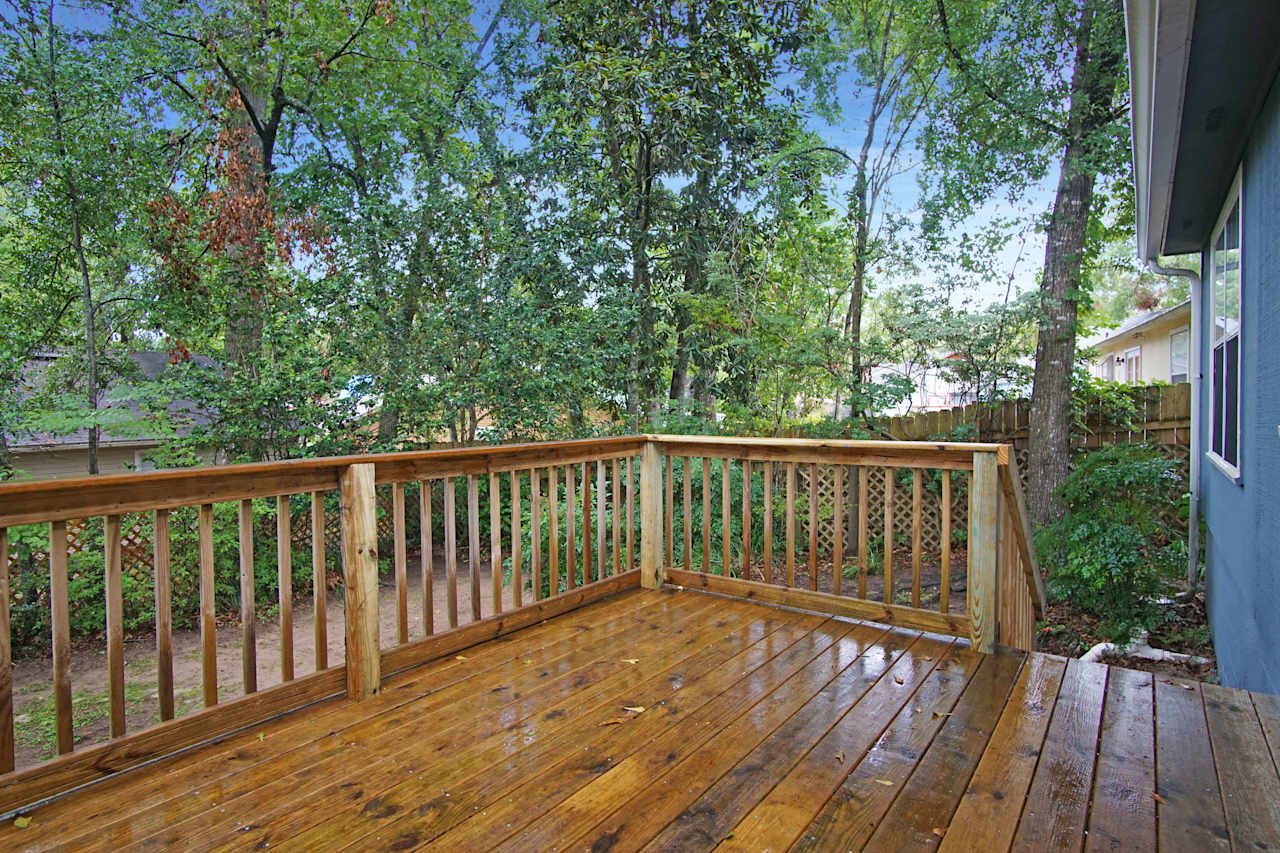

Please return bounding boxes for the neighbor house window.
[1209,171,1242,476]
[1123,346,1142,383]
[1169,327,1189,383]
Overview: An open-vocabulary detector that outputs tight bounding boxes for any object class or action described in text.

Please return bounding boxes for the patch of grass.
[16,684,152,759]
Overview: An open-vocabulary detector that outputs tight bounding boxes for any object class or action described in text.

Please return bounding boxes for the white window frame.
[1207,168,1243,482]
[1169,326,1189,383]
[1122,346,1142,383]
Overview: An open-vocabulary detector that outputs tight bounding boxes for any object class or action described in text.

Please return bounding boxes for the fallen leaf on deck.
[1152,793,1167,805]
[874,779,894,786]
[893,675,904,685]
[13,816,31,828]
[835,751,845,763]
[257,732,265,742]
[932,827,945,838]
[622,705,645,714]
[454,655,468,661]
[923,656,934,661]
[932,711,952,720]
[523,659,534,665]
[621,658,639,664]
[599,717,631,726]
[1160,679,1193,691]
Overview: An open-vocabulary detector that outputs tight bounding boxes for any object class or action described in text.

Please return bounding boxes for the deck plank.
[937,652,1066,852]
[1,589,1276,853]
[263,604,808,851]
[566,627,921,853]
[1154,677,1231,850]
[1202,682,1280,851]
[806,646,1025,852]
[649,635,958,851]
[1010,657,1108,852]
[497,620,880,852]
[725,639,984,853]
[1084,666,1155,852]
[90,595,732,852]
[40,589,691,851]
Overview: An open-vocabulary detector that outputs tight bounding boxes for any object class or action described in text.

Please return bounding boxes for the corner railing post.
[340,463,381,699]
[969,451,1000,654]
[640,439,664,590]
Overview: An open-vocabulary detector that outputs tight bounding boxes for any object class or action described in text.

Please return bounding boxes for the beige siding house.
[1085,299,1191,384]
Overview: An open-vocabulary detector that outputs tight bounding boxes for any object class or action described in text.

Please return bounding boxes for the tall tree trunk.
[45,10,98,474]
[1026,0,1124,527]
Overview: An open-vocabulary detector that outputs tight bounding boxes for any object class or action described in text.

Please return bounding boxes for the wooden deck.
[2,587,1278,852]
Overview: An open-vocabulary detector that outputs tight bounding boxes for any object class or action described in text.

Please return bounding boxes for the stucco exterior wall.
[1201,69,1280,695]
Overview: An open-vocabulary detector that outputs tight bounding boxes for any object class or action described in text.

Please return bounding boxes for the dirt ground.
[10,553,522,771]
[1037,589,1217,682]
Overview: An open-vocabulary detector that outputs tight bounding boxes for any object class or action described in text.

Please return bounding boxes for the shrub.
[1036,444,1186,643]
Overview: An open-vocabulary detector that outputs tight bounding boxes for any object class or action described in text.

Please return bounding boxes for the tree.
[922,0,1129,526]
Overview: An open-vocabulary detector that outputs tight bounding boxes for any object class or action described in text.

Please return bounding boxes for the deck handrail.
[0,434,1045,812]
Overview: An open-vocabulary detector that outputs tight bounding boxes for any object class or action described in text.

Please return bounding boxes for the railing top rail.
[644,434,1009,453]
[0,435,648,527]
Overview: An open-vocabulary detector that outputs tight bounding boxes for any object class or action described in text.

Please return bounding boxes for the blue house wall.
[1201,69,1280,695]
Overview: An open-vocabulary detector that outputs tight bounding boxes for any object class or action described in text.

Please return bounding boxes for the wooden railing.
[0,435,1042,812]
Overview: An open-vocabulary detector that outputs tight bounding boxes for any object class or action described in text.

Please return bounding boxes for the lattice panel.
[790,465,970,559]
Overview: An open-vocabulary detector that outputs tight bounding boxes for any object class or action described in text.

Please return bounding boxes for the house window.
[1169,327,1189,383]
[1209,172,1242,476]
[1123,346,1142,383]
[1099,356,1114,381]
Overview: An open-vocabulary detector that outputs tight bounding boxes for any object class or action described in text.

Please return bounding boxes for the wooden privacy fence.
[875,382,1192,447]
[0,435,1042,813]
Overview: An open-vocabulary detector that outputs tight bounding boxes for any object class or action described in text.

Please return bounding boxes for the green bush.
[1036,444,1186,643]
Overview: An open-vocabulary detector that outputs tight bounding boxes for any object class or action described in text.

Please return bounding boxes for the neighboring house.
[6,351,216,480]
[1083,299,1191,384]
[1127,0,1280,692]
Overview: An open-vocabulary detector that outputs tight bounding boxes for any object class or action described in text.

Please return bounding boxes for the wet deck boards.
[1,587,1277,851]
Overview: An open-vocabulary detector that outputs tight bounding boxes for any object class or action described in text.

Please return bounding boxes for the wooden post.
[105,514,124,737]
[153,510,174,721]
[340,463,381,700]
[198,504,217,708]
[50,520,72,754]
[0,528,10,772]
[238,500,257,695]
[640,441,663,589]
[969,451,1000,654]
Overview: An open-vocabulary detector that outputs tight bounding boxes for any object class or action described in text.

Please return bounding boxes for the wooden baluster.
[0,528,10,772]
[940,470,952,614]
[105,515,125,737]
[682,456,693,569]
[511,470,523,607]
[833,466,843,596]
[278,495,294,681]
[721,458,731,577]
[596,460,606,582]
[701,457,711,574]
[549,466,559,593]
[444,479,458,629]
[912,470,922,608]
[664,455,674,571]
[198,503,217,707]
[611,459,621,577]
[393,483,408,644]
[418,482,433,638]
[583,463,593,583]
[490,472,502,614]
[532,469,543,599]
[808,463,818,591]
[50,520,72,753]
[762,461,773,584]
[857,467,869,598]
[565,464,576,589]
[468,474,481,621]
[312,493,329,667]
[625,458,634,572]
[640,442,663,589]
[785,462,796,587]
[883,468,895,605]
[741,459,752,579]
[339,463,380,700]
[238,500,257,694]
[153,510,175,720]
